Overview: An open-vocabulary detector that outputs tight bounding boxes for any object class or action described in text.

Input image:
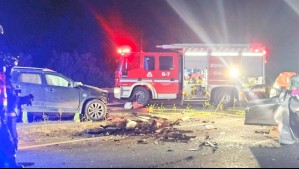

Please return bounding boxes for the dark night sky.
[1,0,299,83]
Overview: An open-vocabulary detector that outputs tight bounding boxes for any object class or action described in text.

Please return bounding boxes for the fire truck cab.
[114,50,180,105]
[114,44,267,107]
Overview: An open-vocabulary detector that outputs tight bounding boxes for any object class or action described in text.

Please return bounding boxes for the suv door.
[244,97,280,126]
[12,72,46,112]
[44,73,80,113]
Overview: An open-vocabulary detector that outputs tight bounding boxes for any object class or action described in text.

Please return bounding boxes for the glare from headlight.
[229,68,240,78]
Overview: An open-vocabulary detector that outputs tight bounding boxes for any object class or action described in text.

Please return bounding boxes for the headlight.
[229,68,240,78]
[269,88,279,98]
[114,87,121,94]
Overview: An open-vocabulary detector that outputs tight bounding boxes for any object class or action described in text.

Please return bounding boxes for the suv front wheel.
[84,99,107,121]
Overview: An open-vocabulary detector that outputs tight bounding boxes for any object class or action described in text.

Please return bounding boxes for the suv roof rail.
[14,66,56,72]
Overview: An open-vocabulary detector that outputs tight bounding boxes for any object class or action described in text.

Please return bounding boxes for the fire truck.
[114,44,267,106]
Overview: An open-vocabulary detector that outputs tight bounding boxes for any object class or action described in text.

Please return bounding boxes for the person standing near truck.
[0,24,34,168]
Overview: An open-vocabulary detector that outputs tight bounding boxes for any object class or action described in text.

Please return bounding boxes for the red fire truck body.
[114,44,267,106]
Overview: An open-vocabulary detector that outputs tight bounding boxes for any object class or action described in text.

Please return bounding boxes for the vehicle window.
[144,56,155,70]
[128,54,140,70]
[19,73,42,84]
[159,56,173,70]
[45,74,69,87]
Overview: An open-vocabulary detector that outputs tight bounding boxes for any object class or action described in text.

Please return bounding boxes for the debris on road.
[187,134,218,153]
[187,148,200,151]
[82,114,197,143]
[254,129,270,134]
[269,126,279,138]
[205,124,217,130]
[124,102,133,109]
[137,139,148,144]
[199,140,218,153]
[124,101,144,109]
[180,116,190,121]
[125,119,138,130]
[159,128,196,143]
[185,156,194,161]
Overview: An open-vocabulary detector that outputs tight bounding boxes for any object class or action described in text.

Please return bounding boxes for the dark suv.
[11,67,108,122]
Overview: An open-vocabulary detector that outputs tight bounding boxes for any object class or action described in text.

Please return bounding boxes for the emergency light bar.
[117,46,131,56]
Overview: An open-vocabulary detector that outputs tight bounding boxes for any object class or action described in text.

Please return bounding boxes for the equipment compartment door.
[183,55,208,101]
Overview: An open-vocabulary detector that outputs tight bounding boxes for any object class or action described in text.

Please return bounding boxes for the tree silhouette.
[46,50,115,88]
[17,53,33,67]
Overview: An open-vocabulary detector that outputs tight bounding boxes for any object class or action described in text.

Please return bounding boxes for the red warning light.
[117,46,132,56]
[251,44,264,52]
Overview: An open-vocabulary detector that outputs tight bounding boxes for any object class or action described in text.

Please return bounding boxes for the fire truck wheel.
[84,99,107,121]
[132,87,150,106]
[212,88,234,107]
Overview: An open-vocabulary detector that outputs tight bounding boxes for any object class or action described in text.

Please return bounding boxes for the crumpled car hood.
[79,84,108,97]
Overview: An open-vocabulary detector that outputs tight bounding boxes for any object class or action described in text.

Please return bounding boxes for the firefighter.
[0,65,23,168]
[5,66,20,151]
[0,24,20,168]
[0,24,33,168]
[0,61,34,168]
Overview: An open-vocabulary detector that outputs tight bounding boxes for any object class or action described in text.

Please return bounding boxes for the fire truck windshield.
[117,53,141,77]
[117,58,127,76]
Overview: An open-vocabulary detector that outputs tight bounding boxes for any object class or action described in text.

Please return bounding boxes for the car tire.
[131,87,151,106]
[84,99,107,121]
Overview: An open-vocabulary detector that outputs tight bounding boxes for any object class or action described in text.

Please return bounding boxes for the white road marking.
[19,137,102,150]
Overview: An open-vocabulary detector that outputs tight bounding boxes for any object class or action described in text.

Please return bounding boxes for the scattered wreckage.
[245,73,299,145]
[84,114,196,142]
[80,112,219,152]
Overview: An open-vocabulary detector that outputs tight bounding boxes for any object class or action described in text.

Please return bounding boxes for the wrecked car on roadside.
[245,73,299,144]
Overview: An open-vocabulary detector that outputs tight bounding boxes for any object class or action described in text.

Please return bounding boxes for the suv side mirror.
[74,81,83,87]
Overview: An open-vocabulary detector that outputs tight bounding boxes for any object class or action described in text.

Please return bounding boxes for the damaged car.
[245,73,299,144]
[11,67,108,122]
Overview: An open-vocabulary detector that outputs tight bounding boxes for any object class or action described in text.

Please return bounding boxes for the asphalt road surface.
[15,104,299,168]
